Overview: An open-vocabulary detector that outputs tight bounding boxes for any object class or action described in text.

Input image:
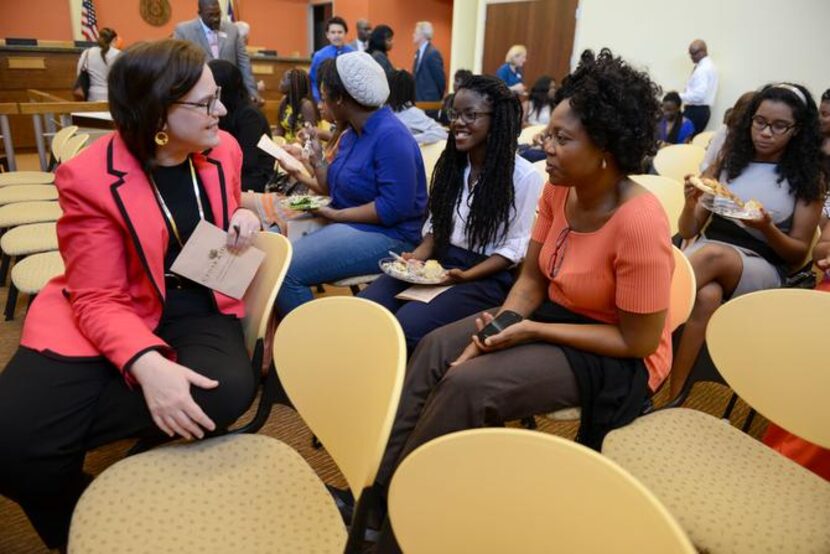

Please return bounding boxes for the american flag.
[80,0,99,42]
[226,0,236,22]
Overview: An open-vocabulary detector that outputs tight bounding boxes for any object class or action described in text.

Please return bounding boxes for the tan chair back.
[51,125,78,161]
[241,232,292,358]
[668,246,695,331]
[272,296,406,501]
[518,124,546,145]
[389,428,696,553]
[653,144,706,182]
[59,133,89,162]
[707,289,830,448]
[630,173,685,236]
[419,140,446,185]
[691,130,716,149]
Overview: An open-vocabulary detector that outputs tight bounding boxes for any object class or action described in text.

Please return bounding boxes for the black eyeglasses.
[751,115,796,135]
[447,108,492,125]
[172,87,223,116]
[547,226,571,279]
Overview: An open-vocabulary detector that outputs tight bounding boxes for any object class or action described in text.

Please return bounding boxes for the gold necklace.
[148,157,205,247]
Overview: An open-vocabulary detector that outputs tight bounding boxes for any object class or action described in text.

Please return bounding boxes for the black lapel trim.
[107,138,164,304]
[204,156,229,229]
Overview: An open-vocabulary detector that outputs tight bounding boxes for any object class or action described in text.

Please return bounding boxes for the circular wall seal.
[140,0,172,27]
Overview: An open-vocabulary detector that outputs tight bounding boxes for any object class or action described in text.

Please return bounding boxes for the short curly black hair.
[554,48,661,174]
[721,83,824,202]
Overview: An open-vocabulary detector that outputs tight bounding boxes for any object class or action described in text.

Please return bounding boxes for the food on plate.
[281,195,331,211]
[380,258,448,284]
[742,199,765,215]
[689,175,743,205]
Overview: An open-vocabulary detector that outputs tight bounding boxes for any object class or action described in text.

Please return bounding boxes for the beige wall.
[572,0,830,130]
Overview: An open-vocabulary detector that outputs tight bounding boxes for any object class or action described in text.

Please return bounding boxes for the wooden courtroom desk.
[0,44,309,150]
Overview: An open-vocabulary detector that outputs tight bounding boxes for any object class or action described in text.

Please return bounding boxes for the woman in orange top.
[366,48,674,552]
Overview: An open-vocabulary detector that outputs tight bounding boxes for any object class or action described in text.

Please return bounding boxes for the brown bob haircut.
[108,39,206,170]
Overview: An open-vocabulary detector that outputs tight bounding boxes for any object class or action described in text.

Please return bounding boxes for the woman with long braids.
[360,49,674,552]
[360,75,543,351]
[274,68,318,142]
[672,83,825,397]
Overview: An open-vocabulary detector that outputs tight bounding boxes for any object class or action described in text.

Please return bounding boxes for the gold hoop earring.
[154,131,169,146]
[601,157,607,170]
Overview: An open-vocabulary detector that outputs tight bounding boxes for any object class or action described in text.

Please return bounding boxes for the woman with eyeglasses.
[672,83,825,398]
[365,49,674,552]
[0,40,261,551]
[359,75,543,351]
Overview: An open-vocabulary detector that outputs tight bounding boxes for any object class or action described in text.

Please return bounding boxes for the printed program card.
[170,220,265,299]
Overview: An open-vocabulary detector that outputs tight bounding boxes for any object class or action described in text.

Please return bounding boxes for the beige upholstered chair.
[69,296,406,554]
[629,174,686,235]
[6,251,64,320]
[0,170,55,187]
[653,144,706,182]
[389,428,696,553]
[0,201,62,230]
[603,289,830,553]
[691,130,716,149]
[0,184,58,206]
[52,125,79,163]
[518,123,546,145]
[0,221,58,290]
[419,139,446,184]
[59,133,89,162]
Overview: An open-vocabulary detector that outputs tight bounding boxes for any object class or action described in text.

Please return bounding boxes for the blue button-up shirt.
[309,44,355,102]
[328,107,428,244]
[496,63,523,87]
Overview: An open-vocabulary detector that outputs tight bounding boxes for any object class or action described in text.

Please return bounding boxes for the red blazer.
[21,131,246,379]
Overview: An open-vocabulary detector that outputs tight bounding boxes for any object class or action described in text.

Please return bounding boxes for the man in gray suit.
[174,0,260,102]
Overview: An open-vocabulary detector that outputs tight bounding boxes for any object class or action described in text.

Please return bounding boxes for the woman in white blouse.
[360,75,543,351]
[75,28,120,102]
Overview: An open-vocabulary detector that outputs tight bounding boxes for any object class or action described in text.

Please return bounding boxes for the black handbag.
[73,50,91,101]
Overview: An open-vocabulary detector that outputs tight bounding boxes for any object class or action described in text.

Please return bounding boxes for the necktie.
[413,49,421,74]
[209,31,219,58]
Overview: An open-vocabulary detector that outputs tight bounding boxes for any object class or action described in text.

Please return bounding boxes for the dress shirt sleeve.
[373,130,423,226]
[491,163,545,263]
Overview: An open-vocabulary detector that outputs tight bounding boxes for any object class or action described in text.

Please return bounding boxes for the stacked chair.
[0,127,88,320]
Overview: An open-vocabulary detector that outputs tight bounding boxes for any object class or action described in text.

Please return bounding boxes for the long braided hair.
[429,75,521,257]
[279,68,312,133]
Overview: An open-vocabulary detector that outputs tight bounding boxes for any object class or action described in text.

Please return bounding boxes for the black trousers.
[0,312,256,549]
[683,105,711,136]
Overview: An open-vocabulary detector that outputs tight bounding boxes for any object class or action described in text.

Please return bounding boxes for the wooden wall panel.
[482,0,578,89]
[0,46,309,150]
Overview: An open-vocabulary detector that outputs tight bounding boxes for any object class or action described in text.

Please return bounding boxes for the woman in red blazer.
[0,40,262,549]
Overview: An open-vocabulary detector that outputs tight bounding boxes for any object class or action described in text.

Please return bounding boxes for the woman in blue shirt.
[275,52,428,317]
[495,44,527,95]
[657,91,695,145]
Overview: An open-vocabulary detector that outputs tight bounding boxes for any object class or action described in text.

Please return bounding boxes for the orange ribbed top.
[532,183,674,391]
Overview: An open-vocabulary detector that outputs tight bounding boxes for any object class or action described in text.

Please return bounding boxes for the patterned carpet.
[0,279,768,553]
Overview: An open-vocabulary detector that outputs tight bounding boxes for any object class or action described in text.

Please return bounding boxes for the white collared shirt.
[423,155,544,264]
[415,41,429,71]
[680,56,718,106]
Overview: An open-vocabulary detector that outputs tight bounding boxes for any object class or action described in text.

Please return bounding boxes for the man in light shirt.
[349,19,371,53]
[680,39,718,135]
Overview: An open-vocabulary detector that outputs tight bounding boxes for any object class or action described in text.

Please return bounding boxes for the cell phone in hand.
[476,311,523,344]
